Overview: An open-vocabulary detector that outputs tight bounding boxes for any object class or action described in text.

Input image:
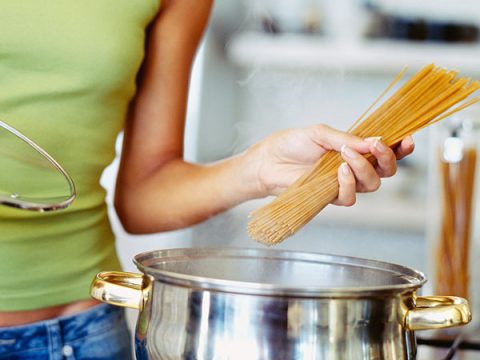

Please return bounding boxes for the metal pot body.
[90,248,471,360]
[135,283,416,360]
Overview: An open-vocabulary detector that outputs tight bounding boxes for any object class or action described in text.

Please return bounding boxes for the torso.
[0,1,160,317]
[0,299,100,327]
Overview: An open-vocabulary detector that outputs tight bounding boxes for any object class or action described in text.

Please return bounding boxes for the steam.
[230,67,351,156]
[196,1,364,249]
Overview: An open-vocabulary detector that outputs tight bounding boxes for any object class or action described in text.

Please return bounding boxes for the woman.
[0,0,414,358]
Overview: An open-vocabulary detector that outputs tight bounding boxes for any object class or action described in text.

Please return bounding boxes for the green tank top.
[0,1,160,311]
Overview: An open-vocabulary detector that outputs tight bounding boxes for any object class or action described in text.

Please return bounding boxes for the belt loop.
[45,319,63,360]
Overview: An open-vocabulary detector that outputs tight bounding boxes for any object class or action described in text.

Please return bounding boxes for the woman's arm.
[114,0,414,234]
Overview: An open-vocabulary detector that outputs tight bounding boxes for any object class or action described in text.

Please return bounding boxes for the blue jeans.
[0,303,133,359]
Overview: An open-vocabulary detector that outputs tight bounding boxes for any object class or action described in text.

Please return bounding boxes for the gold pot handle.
[90,271,152,311]
[405,296,472,331]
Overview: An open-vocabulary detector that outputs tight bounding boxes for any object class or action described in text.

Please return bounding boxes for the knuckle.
[389,164,398,176]
[389,151,398,164]
[395,147,405,160]
[313,124,330,135]
[382,163,397,178]
[385,150,396,163]
[392,160,398,171]
[356,160,370,172]
[346,177,356,187]
[316,123,329,131]
[369,179,381,191]
[340,175,356,189]
[344,196,356,207]
[357,186,368,193]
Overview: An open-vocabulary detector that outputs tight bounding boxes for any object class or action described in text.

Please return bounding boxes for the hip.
[0,299,100,327]
[0,303,132,359]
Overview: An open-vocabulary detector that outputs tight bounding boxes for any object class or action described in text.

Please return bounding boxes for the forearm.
[114,153,258,234]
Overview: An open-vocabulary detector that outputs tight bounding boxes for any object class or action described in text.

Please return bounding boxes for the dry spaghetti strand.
[248,65,480,246]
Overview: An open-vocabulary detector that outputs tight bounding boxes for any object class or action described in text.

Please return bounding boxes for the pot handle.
[90,271,152,311]
[405,296,471,331]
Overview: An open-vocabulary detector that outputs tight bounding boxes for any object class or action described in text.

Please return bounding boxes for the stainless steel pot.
[90,248,471,360]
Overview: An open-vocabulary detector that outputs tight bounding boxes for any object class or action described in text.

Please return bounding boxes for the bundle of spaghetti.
[248,64,480,245]
[435,147,477,299]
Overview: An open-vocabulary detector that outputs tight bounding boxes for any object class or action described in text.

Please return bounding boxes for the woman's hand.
[242,124,415,206]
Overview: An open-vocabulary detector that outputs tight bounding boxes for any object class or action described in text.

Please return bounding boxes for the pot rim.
[133,247,427,298]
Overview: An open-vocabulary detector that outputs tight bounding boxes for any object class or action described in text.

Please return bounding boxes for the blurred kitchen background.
[102,0,480,332]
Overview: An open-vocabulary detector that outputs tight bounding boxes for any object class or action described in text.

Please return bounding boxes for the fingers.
[333,162,356,206]
[394,136,415,160]
[309,124,370,154]
[366,137,397,177]
[310,124,415,162]
[341,145,381,193]
[330,133,415,206]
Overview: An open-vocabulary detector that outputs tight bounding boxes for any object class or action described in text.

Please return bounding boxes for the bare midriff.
[0,298,100,327]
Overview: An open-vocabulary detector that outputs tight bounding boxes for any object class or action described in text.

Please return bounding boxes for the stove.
[417,328,480,360]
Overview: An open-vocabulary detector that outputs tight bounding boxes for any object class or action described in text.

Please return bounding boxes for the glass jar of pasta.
[426,107,480,335]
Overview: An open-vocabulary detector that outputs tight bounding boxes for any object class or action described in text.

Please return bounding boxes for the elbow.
[116,217,145,235]
[114,198,146,235]
[114,194,186,235]
[114,191,157,234]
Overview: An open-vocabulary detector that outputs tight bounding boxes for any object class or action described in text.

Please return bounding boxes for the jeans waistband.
[0,303,126,352]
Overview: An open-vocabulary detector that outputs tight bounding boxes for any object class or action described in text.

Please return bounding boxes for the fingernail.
[341,162,351,176]
[404,136,414,147]
[365,136,382,143]
[374,139,388,152]
[341,145,358,159]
